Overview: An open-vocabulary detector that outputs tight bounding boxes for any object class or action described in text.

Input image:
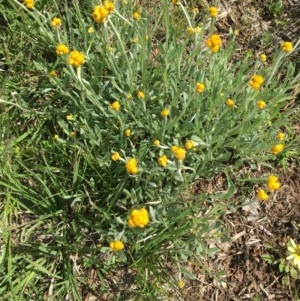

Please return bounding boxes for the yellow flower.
[276,132,285,141]
[125,158,138,174]
[194,26,202,34]
[286,239,300,270]
[111,101,120,111]
[192,8,199,14]
[128,208,149,228]
[260,53,267,62]
[111,152,120,161]
[126,94,132,100]
[56,43,70,55]
[49,70,57,78]
[87,27,94,34]
[153,139,160,146]
[171,145,179,153]
[267,180,280,191]
[161,109,170,118]
[196,82,205,93]
[136,91,145,100]
[281,41,293,53]
[23,0,34,9]
[70,131,76,138]
[249,75,264,90]
[109,240,124,251]
[174,147,186,160]
[268,175,278,183]
[133,11,141,20]
[103,1,114,13]
[257,189,268,201]
[256,100,266,109]
[50,17,62,27]
[209,6,218,17]
[66,114,73,121]
[171,0,180,4]
[92,5,109,23]
[68,50,85,68]
[125,129,131,137]
[206,34,222,53]
[178,280,185,289]
[226,99,235,108]
[271,143,284,155]
[185,140,195,150]
[53,134,59,140]
[187,27,195,36]
[157,155,168,167]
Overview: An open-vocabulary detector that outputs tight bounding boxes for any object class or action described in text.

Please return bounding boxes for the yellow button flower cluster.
[136,91,145,100]
[257,188,268,201]
[184,140,195,150]
[50,17,62,27]
[256,100,266,109]
[206,34,222,53]
[271,143,284,155]
[109,240,124,251]
[196,82,205,93]
[56,43,70,55]
[208,6,218,17]
[276,132,285,141]
[157,155,168,167]
[68,50,85,68]
[128,208,150,228]
[111,152,120,161]
[133,11,141,20]
[24,0,34,9]
[226,99,235,108]
[125,158,138,174]
[249,75,264,90]
[171,146,186,160]
[161,109,170,118]
[267,175,280,191]
[281,41,293,53]
[92,1,114,24]
[111,101,120,111]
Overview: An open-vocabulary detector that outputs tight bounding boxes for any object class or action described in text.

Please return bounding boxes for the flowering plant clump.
[2,0,300,299]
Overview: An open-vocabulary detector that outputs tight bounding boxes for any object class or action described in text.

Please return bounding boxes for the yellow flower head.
[133,11,141,20]
[206,34,222,53]
[53,134,59,140]
[125,129,131,137]
[260,53,267,62]
[50,17,62,27]
[271,143,284,155]
[153,139,160,146]
[249,75,264,90]
[70,131,76,138]
[187,27,195,36]
[87,27,94,34]
[286,239,300,270]
[192,8,199,14]
[171,145,179,153]
[68,50,85,68]
[136,91,145,100]
[103,1,114,13]
[171,0,180,4]
[49,70,57,78]
[209,6,218,17]
[174,147,186,160]
[281,41,293,53]
[178,280,185,289]
[111,101,120,111]
[257,189,268,201]
[125,158,138,174]
[185,140,195,150]
[158,155,168,167]
[226,99,235,108]
[24,0,34,9]
[109,240,124,251]
[196,82,205,93]
[66,114,73,121]
[256,100,266,109]
[194,26,202,34]
[276,132,285,141]
[56,43,70,55]
[92,5,109,23]
[128,207,149,228]
[111,152,120,161]
[161,109,170,118]
[267,180,280,191]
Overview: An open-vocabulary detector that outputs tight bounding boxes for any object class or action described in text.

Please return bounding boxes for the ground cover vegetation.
[0,0,299,300]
